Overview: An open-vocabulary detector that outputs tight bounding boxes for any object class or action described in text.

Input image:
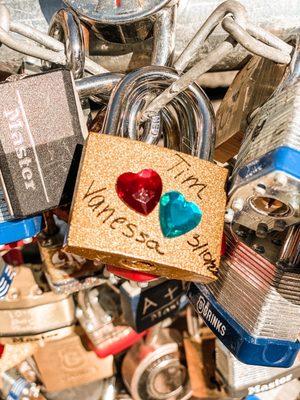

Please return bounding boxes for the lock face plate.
[66,133,228,282]
[228,81,300,231]
[120,279,185,332]
[0,70,87,218]
[216,340,300,398]
[64,0,171,24]
[187,282,300,368]
[33,334,114,392]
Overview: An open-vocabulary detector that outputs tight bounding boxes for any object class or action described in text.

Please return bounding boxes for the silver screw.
[224,208,234,223]
[232,198,244,212]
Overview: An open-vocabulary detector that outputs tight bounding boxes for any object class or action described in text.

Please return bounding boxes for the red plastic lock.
[88,327,147,358]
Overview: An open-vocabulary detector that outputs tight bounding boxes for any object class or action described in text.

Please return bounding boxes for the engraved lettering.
[164,286,177,301]
[197,296,226,336]
[83,180,106,200]
[146,240,165,256]
[168,153,207,199]
[88,195,105,212]
[97,204,115,222]
[110,217,127,229]
[122,223,137,238]
[142,297,158,315]
[4,107,36,190]
[181,175,207,200]
[187,234,218,275]
[83,182,165,256]
[136,232,149,243]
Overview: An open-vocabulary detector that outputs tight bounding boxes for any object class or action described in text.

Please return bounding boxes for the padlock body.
[33,334,114,392]
[216,340,300,398]
[38,225,105,295]
[0,187,42,245]
[188,282,300,368]
[122,328,191,400]
[228,80,300,231]
[0,265,76,343]
[0,69,87,218]
[120,279,185,332]
[66,133,227,282]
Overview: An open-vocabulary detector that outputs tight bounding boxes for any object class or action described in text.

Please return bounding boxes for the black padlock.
[120,278,186,333]
[0,69,87,218]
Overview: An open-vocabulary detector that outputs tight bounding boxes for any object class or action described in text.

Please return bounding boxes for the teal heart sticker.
[159,191,202,238]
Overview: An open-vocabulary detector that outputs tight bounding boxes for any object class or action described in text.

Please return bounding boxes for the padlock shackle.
[151,6,176,66]
[75,73,123,99]
[47,8,85,79]
[278,224,300,267]
[102,65,215,161]
[285,37,300,83]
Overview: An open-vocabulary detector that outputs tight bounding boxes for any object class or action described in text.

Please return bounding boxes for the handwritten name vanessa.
[83,181,165,256]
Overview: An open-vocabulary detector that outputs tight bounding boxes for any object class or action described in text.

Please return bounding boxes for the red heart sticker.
[116,169,162,215]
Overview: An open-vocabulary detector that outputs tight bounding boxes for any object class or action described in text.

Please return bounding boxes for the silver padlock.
[226,42,300,233]
[216,340,300,398]
[0,0,298,72]
[188,223,300,368]
[37,213,105,295]
[76,283,146,358]
[122,326,192,400]
[0,264,76,344]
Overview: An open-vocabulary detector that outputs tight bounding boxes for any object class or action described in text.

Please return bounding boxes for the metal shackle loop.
[151,5,176,66]
[0,4,66,64]
[278,224,300,267]
[102,65,215,161]
[48,8,85,79]
[0,5,11,34]
[0,4,107,75]
[282,37,300,85]
[222,17,292,64]
[174,0,248,73]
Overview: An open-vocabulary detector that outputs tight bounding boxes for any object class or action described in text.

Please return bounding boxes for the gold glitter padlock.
[65,67,228,282]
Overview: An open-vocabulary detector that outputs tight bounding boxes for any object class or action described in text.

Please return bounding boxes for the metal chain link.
[141,0,293,120]
[174,0,248,73]
[0,5,108,75]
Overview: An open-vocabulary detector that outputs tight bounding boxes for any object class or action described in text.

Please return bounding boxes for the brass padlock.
[38,213,105,294]
[65,66,228,282]
[32,333,114,392]
[0,264,76,344]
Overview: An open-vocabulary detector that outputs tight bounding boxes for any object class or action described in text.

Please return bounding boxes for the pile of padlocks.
[0,0,299,399]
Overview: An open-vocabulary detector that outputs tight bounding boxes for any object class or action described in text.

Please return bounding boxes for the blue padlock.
[0,217,42,246]
[188,282,300,368]
[227,44,300,233]
[0,188,42,245]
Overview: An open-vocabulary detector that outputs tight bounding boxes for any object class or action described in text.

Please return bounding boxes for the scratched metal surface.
[0,0,299,72]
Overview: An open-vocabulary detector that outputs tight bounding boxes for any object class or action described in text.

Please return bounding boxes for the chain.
[0,5,108,75]
[141,0,293,120]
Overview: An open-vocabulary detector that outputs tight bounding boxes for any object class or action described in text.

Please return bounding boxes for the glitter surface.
[66,133,228,282]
